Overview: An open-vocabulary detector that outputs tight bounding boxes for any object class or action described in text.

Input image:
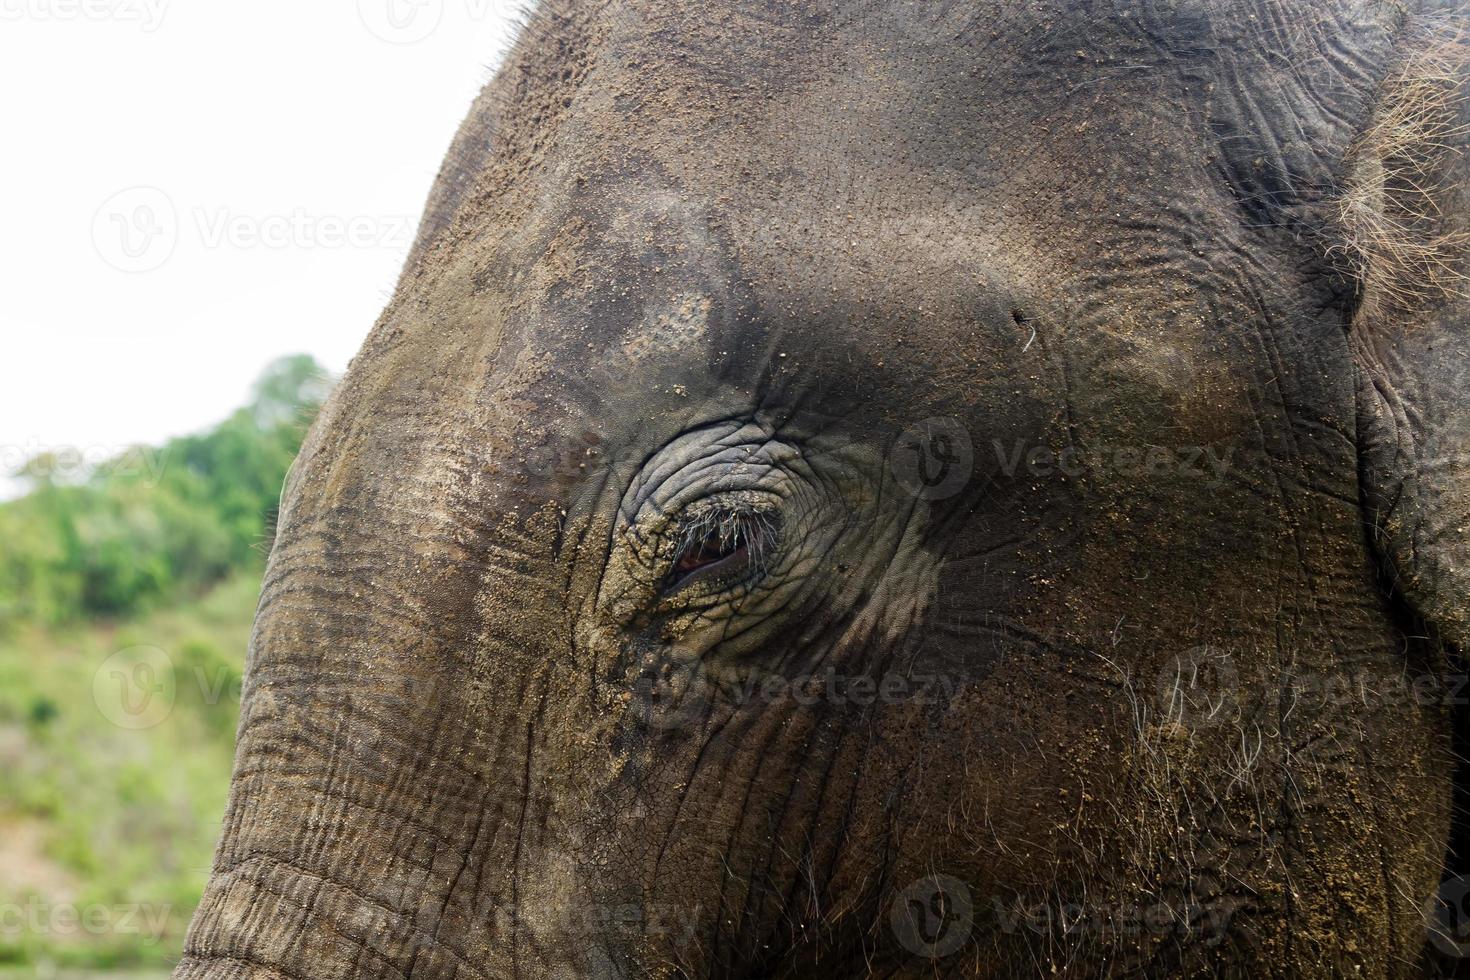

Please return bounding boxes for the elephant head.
[175,1,1470,975]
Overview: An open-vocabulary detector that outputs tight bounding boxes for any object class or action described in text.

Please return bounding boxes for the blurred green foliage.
[0,356,328,971]
[0,355,328,628]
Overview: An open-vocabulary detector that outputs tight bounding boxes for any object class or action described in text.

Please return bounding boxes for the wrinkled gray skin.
[175,1,1470,976]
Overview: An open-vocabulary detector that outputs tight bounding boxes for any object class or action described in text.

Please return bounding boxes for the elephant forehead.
[424,1,1401,355]
[567,0,1398,200]
[317,0,1399,527]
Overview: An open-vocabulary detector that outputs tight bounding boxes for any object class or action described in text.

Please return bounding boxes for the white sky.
[0,0,522,496]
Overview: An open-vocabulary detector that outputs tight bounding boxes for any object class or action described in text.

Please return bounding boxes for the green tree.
[0,355,331,630]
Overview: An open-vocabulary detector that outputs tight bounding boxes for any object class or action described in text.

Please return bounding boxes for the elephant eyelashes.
[664,504,779,594]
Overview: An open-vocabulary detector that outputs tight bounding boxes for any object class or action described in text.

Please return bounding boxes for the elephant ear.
[1345,11,1470,653]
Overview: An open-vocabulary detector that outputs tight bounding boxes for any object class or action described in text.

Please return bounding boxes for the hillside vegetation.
[0,357,327,971]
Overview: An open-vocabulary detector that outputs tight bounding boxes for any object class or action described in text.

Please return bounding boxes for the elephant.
[174,0,1470,976]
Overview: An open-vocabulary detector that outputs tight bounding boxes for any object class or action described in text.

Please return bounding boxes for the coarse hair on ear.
[1339,7,1470,651]
[1337,8,1470,970]
[1338,12,1470,321]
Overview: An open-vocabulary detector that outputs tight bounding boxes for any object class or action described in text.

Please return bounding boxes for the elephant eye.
[675,529,746,577]
[664,503,778,594]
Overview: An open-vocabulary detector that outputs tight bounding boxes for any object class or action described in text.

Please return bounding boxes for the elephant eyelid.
[662,501,781,595]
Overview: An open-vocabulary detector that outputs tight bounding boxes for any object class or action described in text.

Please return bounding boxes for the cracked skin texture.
[174,1,1470,977]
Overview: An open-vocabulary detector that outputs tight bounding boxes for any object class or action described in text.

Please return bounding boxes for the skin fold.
[173,1,1470,976]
